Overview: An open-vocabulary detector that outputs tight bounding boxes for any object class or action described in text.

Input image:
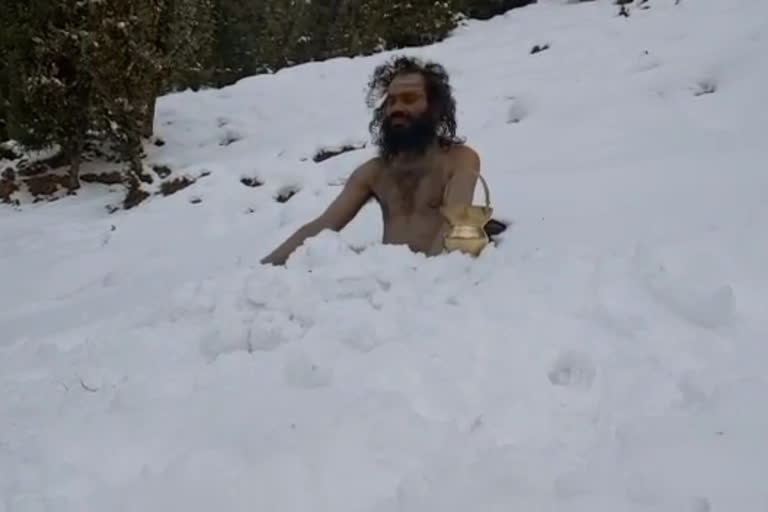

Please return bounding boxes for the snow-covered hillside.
[2,0,768,510]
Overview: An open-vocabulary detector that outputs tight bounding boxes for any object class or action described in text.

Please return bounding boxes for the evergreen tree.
[139,0,215,135]
[459,0,536,20]
[157,0,216,92]
[211,0,466,86]
[2,0,96,189]
[87,0,160,175]
[381,0,460,49]
[211,0,266,86]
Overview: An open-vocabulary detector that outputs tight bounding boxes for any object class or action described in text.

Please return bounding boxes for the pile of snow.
[2,0,768,510]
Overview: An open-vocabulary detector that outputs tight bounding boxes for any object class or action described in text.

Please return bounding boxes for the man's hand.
[260,160,377,266]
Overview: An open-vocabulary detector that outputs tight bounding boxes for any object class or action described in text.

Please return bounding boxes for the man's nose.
[388,102,410,116]
[388,96,410,111]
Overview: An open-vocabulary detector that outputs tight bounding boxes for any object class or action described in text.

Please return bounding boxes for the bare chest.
[371,163,449,220]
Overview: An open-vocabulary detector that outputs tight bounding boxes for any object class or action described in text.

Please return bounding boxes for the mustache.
[387,112,411,122]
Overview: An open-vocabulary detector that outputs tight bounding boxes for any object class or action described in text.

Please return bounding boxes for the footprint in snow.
[548,350,596,390]
[505,96,529,124]
[692,79,717,97]
[275,185,299,203]
[218,128,242,146]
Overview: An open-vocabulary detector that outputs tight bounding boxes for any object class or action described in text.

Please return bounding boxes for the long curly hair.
[365,55,464,155]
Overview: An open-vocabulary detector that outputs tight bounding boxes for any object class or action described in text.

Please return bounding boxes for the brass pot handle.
[443,169,491,208]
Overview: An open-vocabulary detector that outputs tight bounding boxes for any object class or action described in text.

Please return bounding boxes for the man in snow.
[260,55,504,266]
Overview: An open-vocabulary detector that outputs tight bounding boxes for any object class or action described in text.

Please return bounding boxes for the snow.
[2,0,768,510]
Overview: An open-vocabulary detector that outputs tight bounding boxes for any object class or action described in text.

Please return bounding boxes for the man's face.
[379,73,437,156]
[384,73,429,127]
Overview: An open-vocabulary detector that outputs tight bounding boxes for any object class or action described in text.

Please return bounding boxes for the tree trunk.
[142,93,156,138]
[68,143,82,192]
[125,128,145,180]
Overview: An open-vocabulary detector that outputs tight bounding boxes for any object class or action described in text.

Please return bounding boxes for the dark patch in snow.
[276,186,299,203]
[160,176,196,196]
[152,164,172,179]
[506,97,529,124]
[123,176,151,210]
[693,80,717,96]
[81,171,124,185]
[79,378,98,393]
[548,351,596,390]
[313,142,366,163]
[113,167,210,211]
[25,173,71,199]
[240,176,264,188]
[219,130,242,146]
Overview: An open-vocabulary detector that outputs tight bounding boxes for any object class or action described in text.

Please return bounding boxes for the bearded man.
[260,55,503,266]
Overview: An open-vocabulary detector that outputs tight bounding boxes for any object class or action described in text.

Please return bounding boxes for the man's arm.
[429,145,482,254]
[443,145,481,206]
[260,160,377,266]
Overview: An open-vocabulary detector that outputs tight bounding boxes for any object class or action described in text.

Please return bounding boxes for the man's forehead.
[387,73,425,93]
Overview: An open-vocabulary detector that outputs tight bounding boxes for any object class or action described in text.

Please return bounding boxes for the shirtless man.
[260,55,495,266]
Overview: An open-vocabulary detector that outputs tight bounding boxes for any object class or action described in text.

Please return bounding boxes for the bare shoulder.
[448,143,481,173]
[347,156,382,185]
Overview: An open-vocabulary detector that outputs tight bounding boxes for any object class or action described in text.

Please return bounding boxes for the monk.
[260,55,504,266]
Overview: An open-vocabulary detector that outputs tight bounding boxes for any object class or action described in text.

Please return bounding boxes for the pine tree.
[380,0,460,49]
[327,0,462,58]
[158,0,216,92]
[211,0,266,86]
[87,0,215,168]
[458,0,535,20]
[1,0,214,187]
[3,0,96,190]
[86,0,159,175]
[210,0,466,86]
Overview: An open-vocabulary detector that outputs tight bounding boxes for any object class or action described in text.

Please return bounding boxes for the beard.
[377,110,438,159]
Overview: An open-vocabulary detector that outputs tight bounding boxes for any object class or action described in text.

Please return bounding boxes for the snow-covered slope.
[3,0,768,510]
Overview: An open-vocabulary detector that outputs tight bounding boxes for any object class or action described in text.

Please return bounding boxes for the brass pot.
[440,172,493,257]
